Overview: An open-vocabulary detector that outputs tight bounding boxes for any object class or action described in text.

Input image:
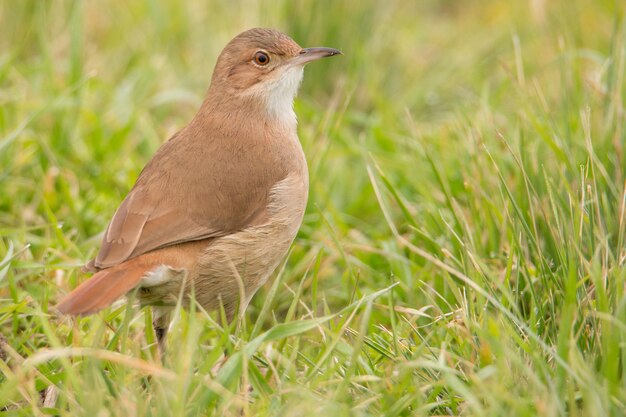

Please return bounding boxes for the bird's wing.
[93,189,223,269]
[92,129,288,269]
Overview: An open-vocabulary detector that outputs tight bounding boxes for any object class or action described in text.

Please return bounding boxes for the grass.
[0,0,625,415]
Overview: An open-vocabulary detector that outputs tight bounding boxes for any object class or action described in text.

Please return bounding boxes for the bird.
[56,28,341,350]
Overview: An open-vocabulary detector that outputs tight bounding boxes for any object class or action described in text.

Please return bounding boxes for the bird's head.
[208,28,341,120]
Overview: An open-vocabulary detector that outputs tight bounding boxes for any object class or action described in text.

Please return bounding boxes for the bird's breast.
[265,169,308,231]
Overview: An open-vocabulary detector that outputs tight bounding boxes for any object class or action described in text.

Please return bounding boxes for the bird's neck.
[198,67,304,132]
[192,91,299,142]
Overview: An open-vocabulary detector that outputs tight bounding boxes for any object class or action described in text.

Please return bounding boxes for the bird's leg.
[152,307,172,359]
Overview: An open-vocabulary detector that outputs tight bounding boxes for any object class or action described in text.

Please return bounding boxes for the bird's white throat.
[263,65,304,123]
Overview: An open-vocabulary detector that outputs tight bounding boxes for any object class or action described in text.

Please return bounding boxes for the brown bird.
[57,28,341,348]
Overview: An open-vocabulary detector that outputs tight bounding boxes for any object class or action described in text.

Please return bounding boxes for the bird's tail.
[56,261,149,315]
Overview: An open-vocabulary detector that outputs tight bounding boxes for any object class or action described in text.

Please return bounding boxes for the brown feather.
[59,240,210,315]
[91,101,294,269]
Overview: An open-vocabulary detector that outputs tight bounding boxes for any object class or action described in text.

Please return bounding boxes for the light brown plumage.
[56,28,341,321]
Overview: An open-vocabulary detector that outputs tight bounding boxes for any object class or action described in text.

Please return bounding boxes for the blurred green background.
[0,1,625,416]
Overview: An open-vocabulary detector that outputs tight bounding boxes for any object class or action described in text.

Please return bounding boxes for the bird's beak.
[291,47,343,65]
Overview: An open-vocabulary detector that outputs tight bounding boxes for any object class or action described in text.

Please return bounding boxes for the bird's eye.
[254,51,270,66]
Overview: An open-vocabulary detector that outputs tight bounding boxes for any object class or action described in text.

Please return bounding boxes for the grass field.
[1,0,625,416]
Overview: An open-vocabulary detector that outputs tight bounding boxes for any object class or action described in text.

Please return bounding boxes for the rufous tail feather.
[56,262,149,315]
